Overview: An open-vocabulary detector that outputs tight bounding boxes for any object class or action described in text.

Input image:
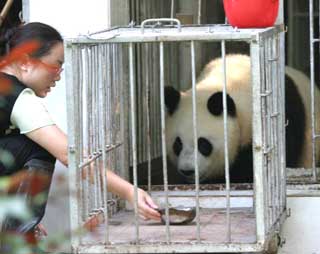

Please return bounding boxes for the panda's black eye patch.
[207,92,236,117]
[165,86,181,115]
[198,137,213,157]
[173,137,183,156]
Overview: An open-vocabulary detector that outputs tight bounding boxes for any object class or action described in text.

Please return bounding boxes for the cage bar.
[220,40,232,243]
[309,0,319,181]
[190,40,201,242]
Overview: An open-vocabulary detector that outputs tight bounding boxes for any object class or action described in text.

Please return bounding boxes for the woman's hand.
[127,187,161,221]
[106,170,161,221]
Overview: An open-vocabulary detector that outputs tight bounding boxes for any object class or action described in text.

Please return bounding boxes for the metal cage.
[65,22,286,253]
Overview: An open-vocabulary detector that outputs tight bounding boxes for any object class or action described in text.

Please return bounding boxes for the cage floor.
[82,208,256,245]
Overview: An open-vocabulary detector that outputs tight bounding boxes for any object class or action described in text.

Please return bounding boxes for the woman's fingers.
[137,189,161,221]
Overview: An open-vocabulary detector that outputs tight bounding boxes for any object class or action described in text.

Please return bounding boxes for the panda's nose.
[180,169,194,177]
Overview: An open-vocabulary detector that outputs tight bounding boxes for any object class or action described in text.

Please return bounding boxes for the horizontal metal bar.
[287,167,320,177]
[287,188,320,197]
[78,143,122,169]
[88,26,121,36]
[83,208,105,232]
[152,189,254,197]
[268,56,279,62]
[270,112,280,118]
[65,25,283,44]
[146,183,254,192]
[263,147,273,155]
[76,242,265,254]
[260,90,272,97]
[312,38,320,43]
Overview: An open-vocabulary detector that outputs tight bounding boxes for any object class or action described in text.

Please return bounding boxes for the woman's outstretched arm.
[27,125,161,221]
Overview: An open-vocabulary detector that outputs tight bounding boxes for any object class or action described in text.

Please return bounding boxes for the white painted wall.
[23,0,112,132]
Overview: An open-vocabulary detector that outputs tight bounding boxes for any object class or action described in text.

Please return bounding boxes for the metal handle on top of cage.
[140,18,181,34]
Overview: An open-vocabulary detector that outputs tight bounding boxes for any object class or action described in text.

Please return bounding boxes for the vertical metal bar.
[78,47,85,224]
[65,42,80,248]
[159,41,171,243]
[197,0,202,24]
[119,44,129,182]
[107,43,113,208]
[274,35,281,218]
[100,43,110,244]
[260,42,269,231]
[150,43,156,159]
[129,42,140,243]
[287,1,294,66]
[86,47,94,212]
[155,42,161,157]
[136,40,143,164]
[221,41,231,242]
[91,46,98,210]
[318,0,320,180]
[190,40,201,242]
[271,36,280,223]
[275,33,285,216]
[74,47,82,223]
[170,0,175,20]
[145,44,152,193]
[261,42,270,232]
[251,40,267,244]
[108,43,117,212]
[95,45,102,209]
[265,39,273,229]
[275,34,282,223]
[309,0,318,181]
[278,31,285,220]
[270,37,276,227]
[85,47,92,219]
[94,46,99,207]
[277,8,287,214]
[115,42,120,209]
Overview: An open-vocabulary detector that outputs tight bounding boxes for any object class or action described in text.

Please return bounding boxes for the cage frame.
[65,24,286,253]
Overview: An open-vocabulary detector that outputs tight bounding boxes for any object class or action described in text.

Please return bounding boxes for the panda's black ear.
[165,86,181,115]
[207,92,236,117]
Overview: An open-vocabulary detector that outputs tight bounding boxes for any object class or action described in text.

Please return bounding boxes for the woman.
[0,22,160,239]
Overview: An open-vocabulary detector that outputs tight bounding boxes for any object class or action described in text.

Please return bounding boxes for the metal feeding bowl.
[156,206,196,225]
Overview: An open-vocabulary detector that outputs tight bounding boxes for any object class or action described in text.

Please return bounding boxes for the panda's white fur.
[165,54,320,183]
[165,54,252,182]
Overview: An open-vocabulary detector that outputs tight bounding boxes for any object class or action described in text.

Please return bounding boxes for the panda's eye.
[198,137,213,157]
[173,137,183,156]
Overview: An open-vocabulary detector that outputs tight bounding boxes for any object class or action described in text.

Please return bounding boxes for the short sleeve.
[10,88,55,134]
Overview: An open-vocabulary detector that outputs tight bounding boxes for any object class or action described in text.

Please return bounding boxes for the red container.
[223,0,279,28]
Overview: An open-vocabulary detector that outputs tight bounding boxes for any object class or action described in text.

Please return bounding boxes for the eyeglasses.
[30,58,64,76]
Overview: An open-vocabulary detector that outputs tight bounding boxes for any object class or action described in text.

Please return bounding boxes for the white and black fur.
[165,54,320,183]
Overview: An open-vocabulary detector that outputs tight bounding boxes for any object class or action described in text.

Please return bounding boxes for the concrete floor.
[42,167,320,254]
[278,197,320,254]
[82,208,256,245]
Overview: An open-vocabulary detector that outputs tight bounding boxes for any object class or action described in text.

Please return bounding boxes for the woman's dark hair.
[0,22,63,58]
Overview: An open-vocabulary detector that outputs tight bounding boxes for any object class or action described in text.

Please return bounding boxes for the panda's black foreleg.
[229,145,254,183]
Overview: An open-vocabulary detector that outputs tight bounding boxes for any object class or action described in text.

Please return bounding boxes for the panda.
[164,54,320,183]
